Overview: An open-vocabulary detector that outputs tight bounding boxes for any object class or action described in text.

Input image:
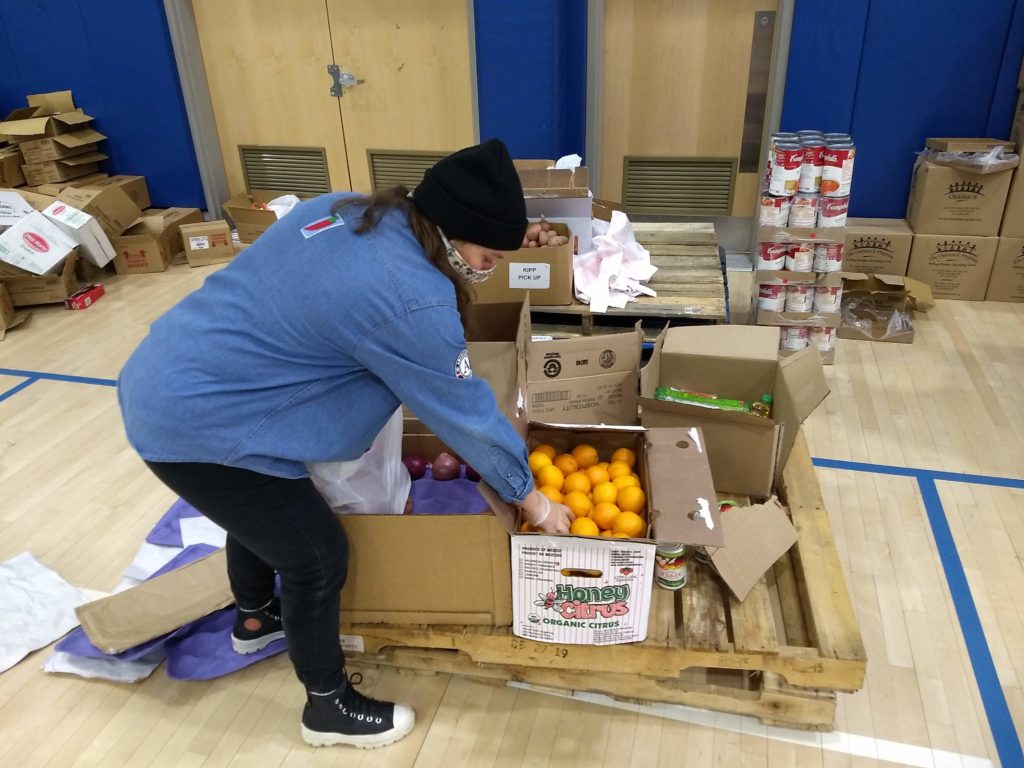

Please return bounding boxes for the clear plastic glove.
[520,489,573,534]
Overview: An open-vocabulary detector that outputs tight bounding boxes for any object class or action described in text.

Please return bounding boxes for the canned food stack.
[753,130,856,365]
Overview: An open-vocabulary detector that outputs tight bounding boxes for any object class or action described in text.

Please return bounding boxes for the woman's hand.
[520,489,573,534]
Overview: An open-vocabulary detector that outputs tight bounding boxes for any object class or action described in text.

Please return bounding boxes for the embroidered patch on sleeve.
[300,215,345,239]
[455,349,473,379]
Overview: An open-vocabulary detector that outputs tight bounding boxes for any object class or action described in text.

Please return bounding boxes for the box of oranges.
[511,423,720,645]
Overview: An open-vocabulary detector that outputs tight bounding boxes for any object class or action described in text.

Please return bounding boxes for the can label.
[810,326,836,352]
[785,244,814,272]
[757,283,786,312]
[758,195,791,227]
[798,143,824,193]
[655,547,688,590]
[757,242,787,270]
[813,243,845,271]
[788,194,819,227]
[821,145,855,197]
[817,196,849,228]
[769,144,803,196]
[814,285,842,312]
[780,326,810,350]
[786,285,814,312]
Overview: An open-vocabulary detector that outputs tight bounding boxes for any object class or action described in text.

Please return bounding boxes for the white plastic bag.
[307,408,410,515]
[267,194,302,219]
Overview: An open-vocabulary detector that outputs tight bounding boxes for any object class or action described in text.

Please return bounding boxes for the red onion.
[431,452,461,481]
[402,454,427,481]
[465,465,481,482]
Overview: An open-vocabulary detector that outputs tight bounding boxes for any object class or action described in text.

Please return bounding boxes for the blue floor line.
[0,367,117,387]
[0,377,38,403]
[812,456,1024,490]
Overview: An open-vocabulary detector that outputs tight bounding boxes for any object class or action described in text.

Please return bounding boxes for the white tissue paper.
[267,195,301,220]
[573,211,658,313]
[554,154,583,170]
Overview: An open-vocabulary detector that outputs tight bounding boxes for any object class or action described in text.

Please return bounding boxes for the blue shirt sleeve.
[354,304,534,503]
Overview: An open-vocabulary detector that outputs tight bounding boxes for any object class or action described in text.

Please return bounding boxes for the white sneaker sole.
[231,630,286,654]
[300,713,415,749]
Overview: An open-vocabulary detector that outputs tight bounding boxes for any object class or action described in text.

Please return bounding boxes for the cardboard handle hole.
[560,568,603,579]
[676,440,691,449]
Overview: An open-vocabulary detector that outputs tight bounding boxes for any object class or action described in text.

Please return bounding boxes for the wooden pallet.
[532,222,727,337]
[343,432,866,729]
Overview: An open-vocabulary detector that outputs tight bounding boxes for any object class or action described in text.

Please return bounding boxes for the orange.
[591,502,621,531]
[553,454,579,476]
[571,444,599,469]
[617,485,646,514]
[598,462,610,471]
[612,475,640,491]
[585,465,610,486]
[592,481,618,506]
[611,532,631,538]
[519,521,535,532]
[608,461,632,480]
[569,517,600,537]
[536,465,564,491]
[563,491,593,519]
[528,451,552,475]
[539,486,563,504]
[600,529,614,537]
[610,447,637,468]
[534,443,557,460]
[562,471,591,495]
[612,511,646,538]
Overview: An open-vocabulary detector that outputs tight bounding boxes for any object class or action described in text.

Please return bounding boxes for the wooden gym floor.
[0,264,1022,767]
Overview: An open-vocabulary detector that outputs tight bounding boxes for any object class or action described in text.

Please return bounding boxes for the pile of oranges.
[524,442,647,538]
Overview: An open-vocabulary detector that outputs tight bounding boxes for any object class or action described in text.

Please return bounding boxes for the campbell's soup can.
[786,284,814,312]
[823,132,851,142]
[810,326,837,352]
[821,142,855,197]
[814,243,845,272]
[796,129,824,139]
[757,242,788,270]
[769,142,804,196]
[788,193,819,227]
[759,194,791,227]
[818,196,849,227]
[814,285,843,313]
[757,283,786,312]
[798,140,825,193]
[771,132,799,142]
[780,326,810,351]
[785,244,814,272]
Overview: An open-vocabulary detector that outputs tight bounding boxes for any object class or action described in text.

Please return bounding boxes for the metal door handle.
[328,65,364,97]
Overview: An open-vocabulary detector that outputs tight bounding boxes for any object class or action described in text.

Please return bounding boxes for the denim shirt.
[117,193,533,503]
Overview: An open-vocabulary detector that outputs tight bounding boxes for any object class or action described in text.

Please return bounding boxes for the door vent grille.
[368,149,448,192]
[239,145,330,195]
[622,156,737,216]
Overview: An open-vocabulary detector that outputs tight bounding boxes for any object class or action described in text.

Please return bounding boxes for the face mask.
[437,227,496,285]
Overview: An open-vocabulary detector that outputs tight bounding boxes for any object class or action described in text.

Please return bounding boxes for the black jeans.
[145,461,349,693]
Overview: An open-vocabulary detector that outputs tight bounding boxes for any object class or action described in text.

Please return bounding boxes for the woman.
[118,139,573,749]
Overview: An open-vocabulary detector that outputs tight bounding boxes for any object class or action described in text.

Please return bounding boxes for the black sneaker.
[231,598,286,654]
[301,672,415,749]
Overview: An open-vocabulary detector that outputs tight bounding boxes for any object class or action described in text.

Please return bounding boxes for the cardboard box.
[0,282,30,340]
[755,309,841,329]
[639,325,829,498]
[0,190,35,226]
[510,423,719,645]
[925,138,1017,153]
[514,159,590,199]
[180,220,235,267]
[64,282,104,310]
[0,147,24,187]
[18,128,106,164]
[0,211,79,274]
[986,238,1024,302]
[0,91,95,144]
[1001,169,1024,237]
[1,250,81,306]
[112,207,203,275]
[907,234,998,300]
[906,157,1014,236]
[838,274,917,343]
[43,200,115,267]
[31,172,108,197]
[223,191,283,243]
[79,174,150,210]
[57,185,142,239]
[21,152,106,186]
[471,223,573,305]
[527,327,643,425]
[844,218,915,275]
[757,225,845,245]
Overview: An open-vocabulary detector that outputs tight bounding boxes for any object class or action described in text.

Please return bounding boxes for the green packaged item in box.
[653,386,752,413]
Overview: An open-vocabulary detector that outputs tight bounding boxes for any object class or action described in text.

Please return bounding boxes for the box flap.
[54,110,93,127]
[51,127,107,148]
[27,91,76,113]
[777,347,829,425]
[527,325,642,381]
[645,427,723,547]
[661,325,781,362]
[0,116,54,137]
[0,191,35,225]
[59,151,108,166]
[755,310,841,328]
[708,498,797,600]
[639,325,665,397]
[925,137,1016,153]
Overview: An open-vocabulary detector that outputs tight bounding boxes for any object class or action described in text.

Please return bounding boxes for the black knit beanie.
[413,138,527,250]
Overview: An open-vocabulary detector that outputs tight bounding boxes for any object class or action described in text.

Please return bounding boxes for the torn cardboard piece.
[0,283,30,340]
[706,497,797,601]
[838,273,931,344]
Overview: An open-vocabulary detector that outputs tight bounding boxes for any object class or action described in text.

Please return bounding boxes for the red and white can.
[796,130,824,140]
[757,242,788,270]
[814,285,843,313]
[786,243,814,272]
[798,140,825,193]
[758,194,791,227]
[769,142,804,196]
[813,242,845,271]
[809,326,837,353]
[757,284,786,312]
[786,285,814,312]
[788,193,819,227]
[823,132,851,142]
[821,142,855,197]
[780,326,810,351]
[817,196,849,228]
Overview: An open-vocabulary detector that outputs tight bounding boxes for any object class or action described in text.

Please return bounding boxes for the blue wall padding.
[987,1,1024,138]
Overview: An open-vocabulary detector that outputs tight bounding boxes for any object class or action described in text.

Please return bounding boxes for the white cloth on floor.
[43,650,163,683]
[121,541,185,583]
[573,211,658,313]
[0,552,88,673]
[179,516,227,549]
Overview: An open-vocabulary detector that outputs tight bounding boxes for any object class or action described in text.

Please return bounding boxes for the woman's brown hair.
[331,186,472,312]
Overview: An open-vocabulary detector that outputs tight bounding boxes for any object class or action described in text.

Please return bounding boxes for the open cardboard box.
[514,159,590,199]
[0,250,81,306]
[471,222,574,306]
[222,190,289,243]
[112,208,203,275]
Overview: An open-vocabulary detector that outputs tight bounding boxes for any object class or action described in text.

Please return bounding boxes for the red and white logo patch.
[455,349,473,379]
